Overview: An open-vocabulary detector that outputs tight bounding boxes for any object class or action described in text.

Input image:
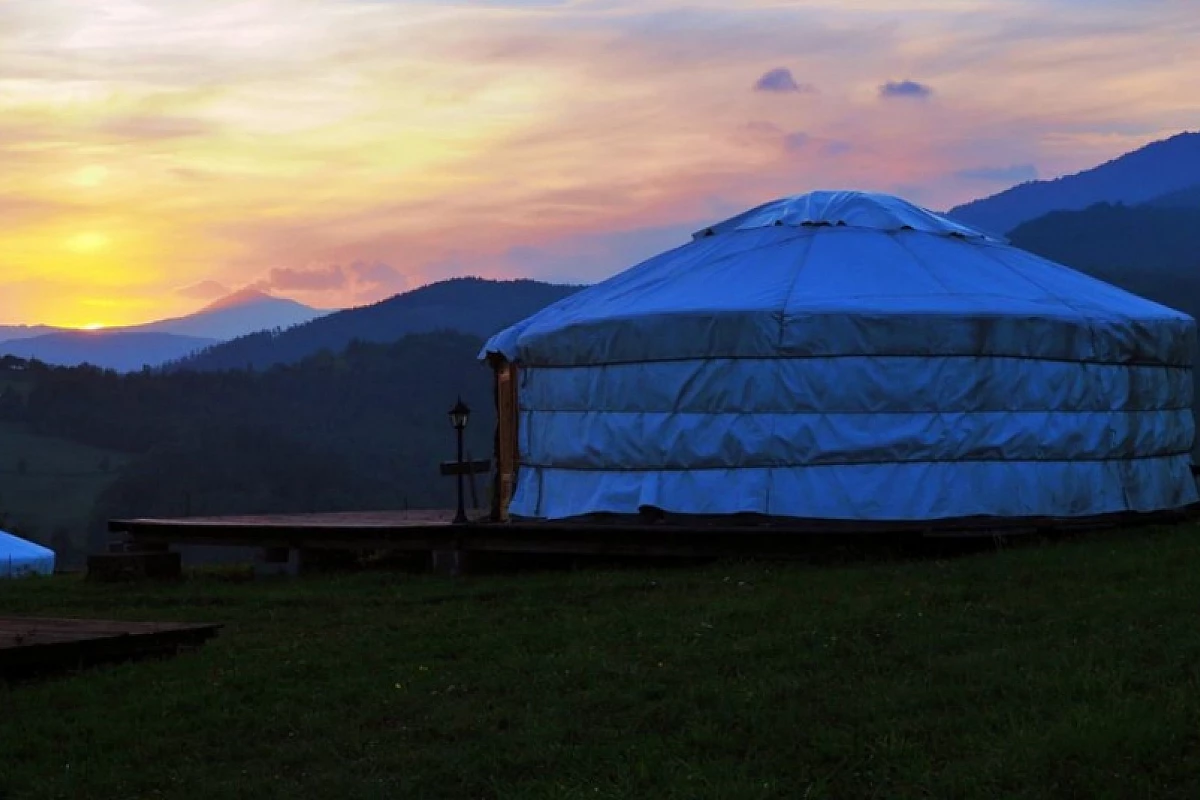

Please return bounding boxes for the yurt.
[0,530,55,578]
[480,190,1197,524]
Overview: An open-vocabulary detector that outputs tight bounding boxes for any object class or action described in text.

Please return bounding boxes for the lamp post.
[449,397,471,524]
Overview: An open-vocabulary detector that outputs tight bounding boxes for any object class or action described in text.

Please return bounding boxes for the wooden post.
[467,450,480,511]
[440,458,491,521]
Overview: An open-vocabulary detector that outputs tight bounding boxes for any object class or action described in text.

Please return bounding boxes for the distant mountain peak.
[170,277,583,373]
[200,288,278,312]
[948,130,1200,234]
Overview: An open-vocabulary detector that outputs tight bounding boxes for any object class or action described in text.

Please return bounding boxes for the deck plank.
[0,617,221,678]
[105,506,1200,563]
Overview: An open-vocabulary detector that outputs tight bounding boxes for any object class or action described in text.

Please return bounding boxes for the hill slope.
[0,421,127,567]
[172,277,582,372]
[8,332,496,524]
[1007,202,1200,316]
[948,131,1200,234]
[0,291,327,371]
[0,324,55,343]
[0,331,217,372]
[123,289,329,340]
[1144,183,1200,210]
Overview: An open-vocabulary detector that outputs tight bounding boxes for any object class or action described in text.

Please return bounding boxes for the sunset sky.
[2,0,1199,328]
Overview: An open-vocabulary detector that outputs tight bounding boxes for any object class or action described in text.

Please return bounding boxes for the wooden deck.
[0,617,221,679]
[106,506,1200,562]
[110,510,460,551]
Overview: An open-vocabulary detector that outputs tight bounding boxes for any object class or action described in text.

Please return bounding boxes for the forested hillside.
[1145,184,1200,210]
[1,332,495,562]
[0,331,217,372]
[947,131,1200,233]
[172,277,581,372]
[1007,202,1200,318]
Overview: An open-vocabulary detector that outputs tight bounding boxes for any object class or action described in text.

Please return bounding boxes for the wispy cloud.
[1,0,1199,325]
[96,115,216,141]
[955,164,1038,183]
[255,262,410,302]
[753,67,815,94]
[783,132,811,152]
[880,80,933,99]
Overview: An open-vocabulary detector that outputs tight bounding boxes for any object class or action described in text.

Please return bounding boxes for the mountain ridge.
[948,131,1200,234]
[0,331,217,372]
[0,290,330,370]
[0,324,56,343]
[171,277,584,372]
[118,290,329,340]
[199,288,277,313]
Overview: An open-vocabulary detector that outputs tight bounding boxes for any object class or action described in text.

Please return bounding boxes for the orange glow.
[1,1,1198,325]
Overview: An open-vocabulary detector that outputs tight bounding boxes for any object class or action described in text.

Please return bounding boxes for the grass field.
[4,523,1200,799]
[0,422,128,563]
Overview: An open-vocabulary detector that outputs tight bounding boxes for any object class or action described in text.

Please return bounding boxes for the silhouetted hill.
[200,288,277,312]
[2,333,497,549]
[123,289,329,340]
[1144,184,1200,210]
[171,277,583,372]
[0,324,55,343]
[1009,201,1200,456]
[0,331,217,372]
[948,131,1200,234]
[0,291,327,371]
[1008,202,1200,299]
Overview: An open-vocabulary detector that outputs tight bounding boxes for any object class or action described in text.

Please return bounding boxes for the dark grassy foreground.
[5,526,1200,799]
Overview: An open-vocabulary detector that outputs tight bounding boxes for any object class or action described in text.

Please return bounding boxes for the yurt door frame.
[492,359,520,521]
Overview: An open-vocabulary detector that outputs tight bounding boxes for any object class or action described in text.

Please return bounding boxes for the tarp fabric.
[481,191,1198,521]
[0,530,55,578]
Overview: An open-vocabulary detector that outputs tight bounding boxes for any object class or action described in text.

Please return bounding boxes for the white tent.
[0,530,55,578]
[482,190,1197,522]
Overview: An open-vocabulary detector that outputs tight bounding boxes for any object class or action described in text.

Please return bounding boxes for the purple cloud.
[348,261,409,295]
[265,265,346,291]
[783,132,811,152]
[879,80,933,99]
[955,164,1038,183]
[257,261,409,300]
[753,67,815,94]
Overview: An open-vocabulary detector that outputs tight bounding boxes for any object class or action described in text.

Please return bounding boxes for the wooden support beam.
[439,459,492,476]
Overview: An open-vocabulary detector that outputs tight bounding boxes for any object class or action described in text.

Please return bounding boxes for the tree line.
[2,331,497,554]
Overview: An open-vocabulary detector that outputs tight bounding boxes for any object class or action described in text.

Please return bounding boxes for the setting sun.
[64,232,111,254]
[2,0,1200,329]
[69,165,110,188]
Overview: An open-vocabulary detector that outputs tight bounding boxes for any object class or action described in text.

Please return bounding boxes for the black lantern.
[449,397,470,523]
[449,397,471,431]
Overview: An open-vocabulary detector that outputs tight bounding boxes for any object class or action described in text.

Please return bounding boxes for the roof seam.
[776,230,818,349]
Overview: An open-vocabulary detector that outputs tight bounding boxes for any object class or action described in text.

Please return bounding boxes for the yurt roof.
[482,190,1194,367]
[0,530,55,578]
[690,189,1000,240]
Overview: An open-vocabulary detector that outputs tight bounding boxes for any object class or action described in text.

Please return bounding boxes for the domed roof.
[483,190,1192,367]
[692,189,1000,240]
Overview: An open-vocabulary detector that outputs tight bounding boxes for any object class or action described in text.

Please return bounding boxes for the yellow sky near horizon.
[2,0,1199,328]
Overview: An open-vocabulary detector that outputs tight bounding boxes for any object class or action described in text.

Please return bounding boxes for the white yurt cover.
[481,190,1198,521]
[0,530,55,577]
